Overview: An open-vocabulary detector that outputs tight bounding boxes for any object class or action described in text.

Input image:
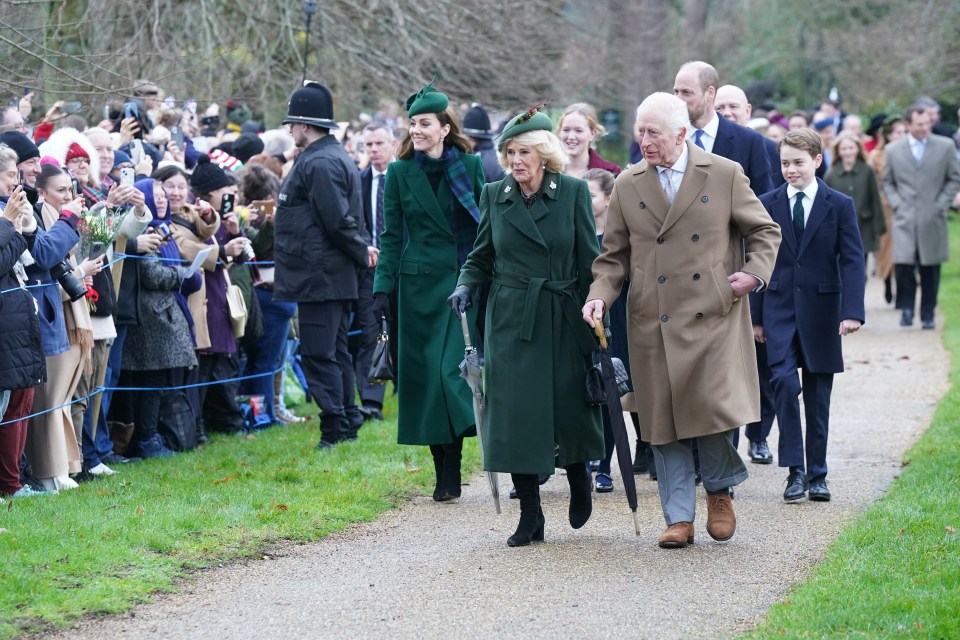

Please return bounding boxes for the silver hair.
[635,92,691,137]
[362,121,395,142]
[0,143,17,171]
[497,129,569,174]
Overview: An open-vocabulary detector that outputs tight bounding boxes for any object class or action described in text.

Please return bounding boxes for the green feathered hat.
[405,79,449,117]
[495,102,554,150]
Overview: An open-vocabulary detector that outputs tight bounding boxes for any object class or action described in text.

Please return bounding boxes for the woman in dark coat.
[825,131,885,265]
[372,82,484,502]
[122,179,202,457]
[450,108,603,546]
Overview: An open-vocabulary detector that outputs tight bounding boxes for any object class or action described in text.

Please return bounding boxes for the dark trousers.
[895,261,940,322]
[0,387,34,495]
[130,369,168,442]
[94,325,127,450]
[745,340,776,443]
[350,269,386,408]
[197,353,245,433]
[770,332,834,481]
[243,288,297,423]
[299,300,358,420]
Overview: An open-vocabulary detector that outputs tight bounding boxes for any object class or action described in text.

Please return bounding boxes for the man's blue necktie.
[694,129,705,150]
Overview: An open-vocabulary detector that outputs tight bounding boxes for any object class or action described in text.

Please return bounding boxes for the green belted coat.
[457,171,603,475]
[372,154,483,446]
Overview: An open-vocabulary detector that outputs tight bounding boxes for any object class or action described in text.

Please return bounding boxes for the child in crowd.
[752,128,865,503]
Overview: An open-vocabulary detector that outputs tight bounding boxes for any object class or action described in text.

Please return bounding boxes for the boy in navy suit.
[753,129,865,502]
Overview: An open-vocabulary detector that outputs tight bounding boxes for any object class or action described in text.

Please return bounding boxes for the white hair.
[635,93,691,137]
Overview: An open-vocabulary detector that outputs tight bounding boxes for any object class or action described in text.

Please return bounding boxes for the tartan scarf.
[414,147,481,223]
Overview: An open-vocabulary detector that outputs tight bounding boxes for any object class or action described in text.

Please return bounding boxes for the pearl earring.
[540,160,546,168]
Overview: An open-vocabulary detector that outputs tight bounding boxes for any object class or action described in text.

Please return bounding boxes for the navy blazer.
[764,137,786,189]
[755,179,865,373]
[713,115,774,196]
[360,166,374,239]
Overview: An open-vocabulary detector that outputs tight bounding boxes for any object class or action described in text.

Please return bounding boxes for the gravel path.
[49,278,948,640]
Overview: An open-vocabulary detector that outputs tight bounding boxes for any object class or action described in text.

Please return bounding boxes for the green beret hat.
[405,82,449,117]
[496,107,554,150]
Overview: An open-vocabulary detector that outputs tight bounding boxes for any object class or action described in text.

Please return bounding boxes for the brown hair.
[830,131,866,165]
[904,105,927,125]
[583,168,615,196]
[397,107,472,159]
[881,116,905,144]
[778,128,822,158]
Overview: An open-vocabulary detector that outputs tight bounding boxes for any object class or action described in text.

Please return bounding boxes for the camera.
[49,260,88,302]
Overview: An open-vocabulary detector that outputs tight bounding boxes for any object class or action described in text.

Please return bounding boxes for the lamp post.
[302,0,317,85]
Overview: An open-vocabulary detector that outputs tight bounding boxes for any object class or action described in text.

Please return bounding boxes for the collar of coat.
[495,170,561,204]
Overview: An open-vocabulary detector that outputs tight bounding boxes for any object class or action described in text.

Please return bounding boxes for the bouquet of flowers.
[76,208,125,261]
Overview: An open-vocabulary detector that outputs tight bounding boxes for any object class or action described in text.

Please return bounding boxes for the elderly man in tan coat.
[583,93,781,549]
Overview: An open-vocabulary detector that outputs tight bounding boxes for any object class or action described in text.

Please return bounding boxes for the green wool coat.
[372,153,484,445]
[457,172,603,475]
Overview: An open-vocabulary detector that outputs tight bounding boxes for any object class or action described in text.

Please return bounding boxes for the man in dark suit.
[674,62,773,195]
[715,83,781,464]
[754,128,865,503]
[352,122,398,420]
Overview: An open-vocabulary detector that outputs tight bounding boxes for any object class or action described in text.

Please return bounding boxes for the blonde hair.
[557,103,607,144]
[830,131,866,164]
[497,130,568,174]
[0,143,18,172]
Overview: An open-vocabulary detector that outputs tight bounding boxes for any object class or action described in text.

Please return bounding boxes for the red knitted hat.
[65,142,89,163]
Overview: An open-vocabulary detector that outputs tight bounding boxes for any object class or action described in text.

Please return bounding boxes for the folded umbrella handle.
[592,312,608,349]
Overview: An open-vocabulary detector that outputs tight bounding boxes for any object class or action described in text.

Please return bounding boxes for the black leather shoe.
[358,405,384,421]
[900,309,914,327]
[783,471,808,502]
[922,319,935,330]
[808,478,831,501]
[749,439,773,464]
[102,452,139,464]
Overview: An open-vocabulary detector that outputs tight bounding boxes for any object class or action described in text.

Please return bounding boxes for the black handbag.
[585,353,630,406]
[367,319,395,384]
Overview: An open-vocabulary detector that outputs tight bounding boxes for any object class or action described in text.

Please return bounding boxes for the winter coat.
[171,205,220,350]
[825,159,885,253]
[373,152,484,446]
[588,142,781,446]
[458,172,603,473]
[274,135,370,302]
[0,216,45,390]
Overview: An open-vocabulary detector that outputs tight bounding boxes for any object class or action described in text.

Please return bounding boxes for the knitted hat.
[0,131,40,163]
[189,154,232,193]
[65,142,90,163]
[495,104,554,150]
[113,150,132,168]
[225,100,253,128]
[405,81,449,117]
[232,133,264,163]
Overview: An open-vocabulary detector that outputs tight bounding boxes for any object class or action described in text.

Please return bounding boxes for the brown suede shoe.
[706,493,736,541]
[657,522,695,548]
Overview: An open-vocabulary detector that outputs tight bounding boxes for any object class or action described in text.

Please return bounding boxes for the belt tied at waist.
[493,271,596,354]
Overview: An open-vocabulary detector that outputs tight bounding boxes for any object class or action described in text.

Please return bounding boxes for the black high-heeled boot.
[429,445,445,501]
[565,463,593,529]
[508,473,545,547]
[438,436,463,500]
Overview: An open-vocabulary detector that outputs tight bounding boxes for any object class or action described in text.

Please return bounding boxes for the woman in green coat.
[825,131,885,263]
[449,108,603,547]
[372,83,484,502]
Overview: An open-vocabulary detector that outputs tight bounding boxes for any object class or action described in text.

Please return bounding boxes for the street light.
[302,0,317,85]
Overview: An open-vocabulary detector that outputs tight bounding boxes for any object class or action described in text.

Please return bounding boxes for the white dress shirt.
[685,112,719,154]
[786,180,819,227]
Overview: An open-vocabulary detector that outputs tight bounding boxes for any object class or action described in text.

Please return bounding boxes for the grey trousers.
[652,429,748,525]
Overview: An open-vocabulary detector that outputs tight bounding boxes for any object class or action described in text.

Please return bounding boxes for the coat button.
[424,267,432,274]
[691,234,700,242]
[696,312,704,319]
[796,262,801,268]
[795,285,800,291]
[693,273,701,280]
[658,275,666,283]
[656,237,665,245]
[661,314,669,322]
[639,202,646,209]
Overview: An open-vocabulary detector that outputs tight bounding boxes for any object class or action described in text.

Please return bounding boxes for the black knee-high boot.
[429,445,445,501]
[565,462,592,529]
[508,473,544,547]
[438,436,463,500]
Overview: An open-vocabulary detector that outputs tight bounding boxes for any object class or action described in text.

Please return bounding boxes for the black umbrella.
[593,312,641,535]
[459,314,501,514]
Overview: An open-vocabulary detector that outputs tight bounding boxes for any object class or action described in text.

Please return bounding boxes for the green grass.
[0,394,479,638]
[744,217,960,639]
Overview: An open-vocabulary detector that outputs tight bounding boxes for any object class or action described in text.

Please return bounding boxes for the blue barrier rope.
[0,365,284,426]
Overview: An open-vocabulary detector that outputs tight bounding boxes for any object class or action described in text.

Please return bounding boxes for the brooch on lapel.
[639,202,646,209]
[504,186,512,193]
[549,181,557,189]
[701,195,709,203]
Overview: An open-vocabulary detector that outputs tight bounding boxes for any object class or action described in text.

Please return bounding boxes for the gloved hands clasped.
[447,285,472,318]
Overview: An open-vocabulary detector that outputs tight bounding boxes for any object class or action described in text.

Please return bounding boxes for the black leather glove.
[447,285,472,318]
[372,292,391,322]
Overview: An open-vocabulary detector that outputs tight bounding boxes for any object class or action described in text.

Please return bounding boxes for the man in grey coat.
[882,105,960,329]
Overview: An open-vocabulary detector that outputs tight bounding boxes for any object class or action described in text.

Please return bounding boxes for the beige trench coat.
[588,142,781,445]
[170,204,220,350]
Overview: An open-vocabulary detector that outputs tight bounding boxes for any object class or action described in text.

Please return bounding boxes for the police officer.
[273,81,377,448]
[462,104,506,183]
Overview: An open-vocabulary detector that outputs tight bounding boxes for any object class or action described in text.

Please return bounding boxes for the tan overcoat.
[588,142,781,445]
[170,204,220,350]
